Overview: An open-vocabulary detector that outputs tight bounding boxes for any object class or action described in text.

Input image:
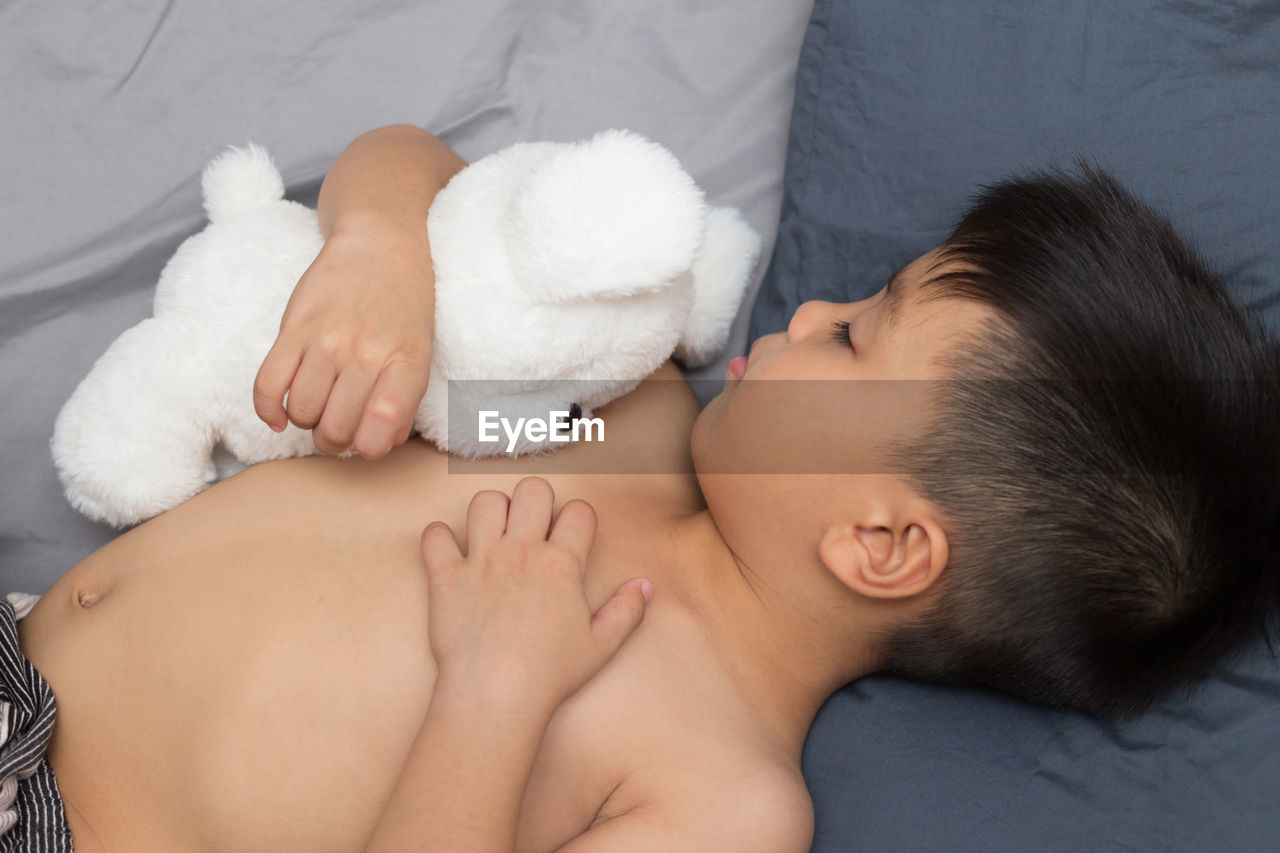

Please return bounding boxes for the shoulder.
[568,756,813,852]
[704,760,814,853]
[589,360,701,463]
[535,359,704,497]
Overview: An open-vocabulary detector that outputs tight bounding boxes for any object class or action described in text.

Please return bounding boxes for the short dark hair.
[878,162,1280,717]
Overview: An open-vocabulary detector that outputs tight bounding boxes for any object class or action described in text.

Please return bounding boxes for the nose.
[786,300,838,343]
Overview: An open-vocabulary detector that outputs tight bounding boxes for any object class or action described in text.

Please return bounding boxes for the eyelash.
[829,320,855,354]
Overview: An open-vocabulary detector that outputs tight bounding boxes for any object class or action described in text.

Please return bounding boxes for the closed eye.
[829,319,855,354]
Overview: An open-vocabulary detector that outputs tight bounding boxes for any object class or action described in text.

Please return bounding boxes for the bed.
[3,1,1278,850]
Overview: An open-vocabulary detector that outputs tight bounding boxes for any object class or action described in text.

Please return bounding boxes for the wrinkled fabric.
[753,2,1280,851]
[0,0,813,592]
[0,596,73,853]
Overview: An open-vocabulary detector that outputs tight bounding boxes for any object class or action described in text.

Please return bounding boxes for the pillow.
[750,2,1280,850]
[751,0,1280,341]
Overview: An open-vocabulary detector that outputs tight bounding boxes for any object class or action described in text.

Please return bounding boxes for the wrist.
[328,208,429,248]
[431,667,560,729]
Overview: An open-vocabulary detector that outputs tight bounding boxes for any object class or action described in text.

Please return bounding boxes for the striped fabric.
[0,594,73,852]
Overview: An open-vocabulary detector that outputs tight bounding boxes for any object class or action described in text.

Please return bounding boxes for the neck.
[659,508,879,758]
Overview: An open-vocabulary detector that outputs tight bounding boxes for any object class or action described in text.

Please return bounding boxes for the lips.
[728,334,780,381]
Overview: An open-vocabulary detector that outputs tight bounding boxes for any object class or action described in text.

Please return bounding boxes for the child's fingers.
[420,521,463,570]
[285,350,338,430]
[589,577,651,667]
[351,360,429,459]
[466,490,510,554]
[505,477,556,541]
[253,339,303,431]
[312,367,375,455]
[548,499,598,565]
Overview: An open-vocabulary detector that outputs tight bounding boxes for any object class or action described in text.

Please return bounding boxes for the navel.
[73,586,105,609]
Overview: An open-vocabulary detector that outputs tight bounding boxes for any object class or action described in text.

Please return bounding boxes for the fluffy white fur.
[51,129,761,527]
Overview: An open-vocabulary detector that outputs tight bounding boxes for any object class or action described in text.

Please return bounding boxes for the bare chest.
[515,609,763,851]
[22,447,708,852]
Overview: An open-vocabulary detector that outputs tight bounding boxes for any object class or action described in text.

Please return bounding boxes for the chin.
[690,421,749,488]
[689,404,711,473]
[688,391,728,472]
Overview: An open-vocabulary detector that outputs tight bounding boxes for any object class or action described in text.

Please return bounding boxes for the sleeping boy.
[4,124,1278,851]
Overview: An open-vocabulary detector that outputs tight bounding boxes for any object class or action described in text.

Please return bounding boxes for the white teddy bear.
[51,129,761,527]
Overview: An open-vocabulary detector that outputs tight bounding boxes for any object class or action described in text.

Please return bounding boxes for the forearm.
[318,124,468,241]
[254,125,467,451]
[365,676,553,853]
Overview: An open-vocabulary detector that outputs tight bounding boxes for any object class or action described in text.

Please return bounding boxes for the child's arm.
[253,125,467,459]
[364,478,651,853]
[364,478,806,852]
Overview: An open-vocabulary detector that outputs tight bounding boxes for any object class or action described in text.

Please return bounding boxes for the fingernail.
[640,579,653,602]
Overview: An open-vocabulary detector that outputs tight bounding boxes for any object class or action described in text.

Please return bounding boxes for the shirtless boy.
[4,125,1278,851]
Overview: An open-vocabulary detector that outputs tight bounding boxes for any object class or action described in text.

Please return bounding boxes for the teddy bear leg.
[51,318,223,527]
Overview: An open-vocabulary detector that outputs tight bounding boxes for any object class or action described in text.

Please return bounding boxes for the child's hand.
[421,477,653,717]
[253,222,434,459]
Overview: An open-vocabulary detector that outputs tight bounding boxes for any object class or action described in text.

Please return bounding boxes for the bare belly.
[19,438,704,851]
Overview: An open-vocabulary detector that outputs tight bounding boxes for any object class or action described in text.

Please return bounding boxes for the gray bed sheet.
[0,0,813,593]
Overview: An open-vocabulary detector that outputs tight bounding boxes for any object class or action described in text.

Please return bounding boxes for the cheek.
[693,381,835,474]
[690,391,753,474]
[697,379,926,476]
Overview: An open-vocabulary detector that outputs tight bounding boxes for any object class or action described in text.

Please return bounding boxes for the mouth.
[728,334,781,381]
[726,355,748,381]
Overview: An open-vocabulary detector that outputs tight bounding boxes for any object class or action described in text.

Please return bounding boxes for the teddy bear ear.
[201,143,284,223]
[500,128,707,304]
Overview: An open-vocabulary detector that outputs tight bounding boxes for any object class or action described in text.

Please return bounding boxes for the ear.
[818,513,948,601]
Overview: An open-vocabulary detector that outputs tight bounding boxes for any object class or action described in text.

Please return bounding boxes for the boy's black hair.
[879,162,1280,717]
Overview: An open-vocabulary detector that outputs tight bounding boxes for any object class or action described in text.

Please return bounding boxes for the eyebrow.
[880,262,909,328]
